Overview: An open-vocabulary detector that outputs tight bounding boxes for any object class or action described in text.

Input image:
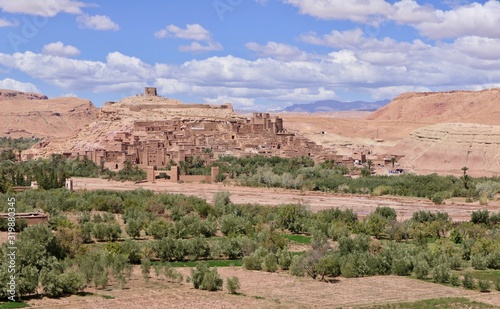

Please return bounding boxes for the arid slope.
[368,88,500,125]
[0,89,98,138]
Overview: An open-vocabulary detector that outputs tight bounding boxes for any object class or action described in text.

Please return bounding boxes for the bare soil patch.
[25,266,494,309]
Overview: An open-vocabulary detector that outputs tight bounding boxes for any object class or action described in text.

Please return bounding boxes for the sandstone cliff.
[367,88,500,125]
[392,123,500,176]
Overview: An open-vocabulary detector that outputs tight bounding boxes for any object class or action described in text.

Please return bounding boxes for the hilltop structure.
[24,88,335,173]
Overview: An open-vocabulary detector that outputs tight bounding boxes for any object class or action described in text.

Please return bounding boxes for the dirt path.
[72,178,500,221]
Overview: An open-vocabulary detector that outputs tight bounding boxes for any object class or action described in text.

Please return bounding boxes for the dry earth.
[0,89,97,138]
[25,266,500,309]
[72,177,500,221]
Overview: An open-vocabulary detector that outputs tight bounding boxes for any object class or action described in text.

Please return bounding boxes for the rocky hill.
[367,89,500,125]
[392,123,500,176]
[0,89,98,138]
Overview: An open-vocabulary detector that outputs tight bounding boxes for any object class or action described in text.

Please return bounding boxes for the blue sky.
[0,0,499,110]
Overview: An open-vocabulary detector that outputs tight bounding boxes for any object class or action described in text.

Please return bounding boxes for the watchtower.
[145,87,157,96]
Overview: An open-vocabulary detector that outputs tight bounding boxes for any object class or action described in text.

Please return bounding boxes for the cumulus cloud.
[155,24,223,54]
[0,0,87,17]
[42,41,80,57]
[1,35,500,110]
[284,0,500,40]
[0,78,40,93]
[245,41,308,60]
[155,24,212,41]
[76,14,120,31]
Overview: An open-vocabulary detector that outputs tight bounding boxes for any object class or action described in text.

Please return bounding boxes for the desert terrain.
[0,89,97,138]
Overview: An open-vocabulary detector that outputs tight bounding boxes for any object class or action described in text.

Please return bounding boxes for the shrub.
[462,272,475,289]
[432,263,451,284]
[289,255,305,277]
[141,258,151,283]
[471,254,488,270]
[478,279,491,292]
[277,248,292,270]
[450,272,460,286]
[494,278,500,291]
[374,206,397,220]
[190,262,223,291]
[328,222,350,241]
[276,203,309,234]
[242,249,267,271]
[261,253,278,272]
[471,209,489,224]
[226,276,240,294]
[220,214,250,236]
[414,260,430,280]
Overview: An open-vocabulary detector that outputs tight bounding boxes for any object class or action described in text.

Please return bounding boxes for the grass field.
[283,234,311,244]
[0,302,29,309]
[359,297,495,309]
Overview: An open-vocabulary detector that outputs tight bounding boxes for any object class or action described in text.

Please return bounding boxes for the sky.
[0,0,499,111]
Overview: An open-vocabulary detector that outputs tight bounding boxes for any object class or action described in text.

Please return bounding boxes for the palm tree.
[367,160,373,171]
[460,166,470,190]
[390,157,397,168]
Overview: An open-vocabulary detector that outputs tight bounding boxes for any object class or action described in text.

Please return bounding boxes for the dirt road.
[72,178,499,221]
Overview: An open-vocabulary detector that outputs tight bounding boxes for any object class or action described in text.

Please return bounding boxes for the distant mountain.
[281,99,390,113]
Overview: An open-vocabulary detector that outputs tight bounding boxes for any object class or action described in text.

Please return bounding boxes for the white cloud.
[245,41,308,60]
[0,0,87,17]
[0,78,39,93]
[453,36,500,60]
[76,14,120,31]
[415,1,500,39]
[285,0,500,40]
[0,18,18,27]
[155,24,223,54]
[283,0,393,24]
[42,41,80,57]
[155,24,212,41]
[2,35,500,110]
[178,42,223,53]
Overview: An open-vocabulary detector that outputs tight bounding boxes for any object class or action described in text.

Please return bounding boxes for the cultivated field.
[24,266,500,309]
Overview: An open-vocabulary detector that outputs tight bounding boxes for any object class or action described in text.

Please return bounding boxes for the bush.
[276,204,309,234]
[462,272,475,289]
[242,249,267,271]
[494,278,500,291]
[374,206,397,220]
[471,254,488,270]
[261,253,278,272]
[289,255,305,277]
[277,248,292,270]
[226,276,240,294]
[432,263,451,284]
[471,209,489,224]
[478,279,491,292]
[450,272,460,286]
[190,262,222,291]
[414,260,430,280]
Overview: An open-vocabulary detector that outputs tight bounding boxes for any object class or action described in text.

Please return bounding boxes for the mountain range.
[280,99,391,113]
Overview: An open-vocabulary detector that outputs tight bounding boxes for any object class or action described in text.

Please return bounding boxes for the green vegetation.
[283,234,311,244]
[0,302,30,309]
[2,186,499,301]
[359,297,494,309]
